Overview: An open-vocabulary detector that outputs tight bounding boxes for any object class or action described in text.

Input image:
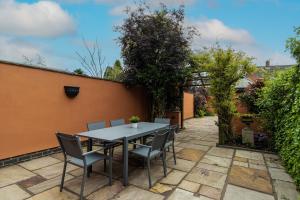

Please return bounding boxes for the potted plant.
[129,116,140,128]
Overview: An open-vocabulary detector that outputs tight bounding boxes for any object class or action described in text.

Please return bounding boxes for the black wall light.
[64,86,80,98]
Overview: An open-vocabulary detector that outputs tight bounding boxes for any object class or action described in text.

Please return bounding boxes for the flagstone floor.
[0,117,299,200]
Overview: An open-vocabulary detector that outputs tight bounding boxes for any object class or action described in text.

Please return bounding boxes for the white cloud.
[0,0,75,37]
[190,18,295,65]
[190,18,254,45]
[0,36,41,62]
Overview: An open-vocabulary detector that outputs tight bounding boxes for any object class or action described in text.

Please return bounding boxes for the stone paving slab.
[33,162,78,179]
[112,185,164,200]
[166,158,196,172]
[65,173,109,196]
[223,185,275,200]
[86,181,125,200]
[268,167,294,182]
[0,184,31,200]
[273,180,300,200]
[197,162,228,174]
[27,174,74,194]
[178,143,210,151]
[19,157,61,171]
[200,155,231,168]
[176,148,205,162]
[178,180,201,193]
[228,165,273,194]
[18,175,46,188]
[198,185,222,200]
[235,150,264,161]
[160,170,187,185]
[167,188,213,200]
[0,165,36,187]
[207,147,234,159]
[28,186,79,200]
[185,167,227,189]
[128,165,171,189]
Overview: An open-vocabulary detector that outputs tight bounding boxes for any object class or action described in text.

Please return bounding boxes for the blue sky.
[0,0,299,73]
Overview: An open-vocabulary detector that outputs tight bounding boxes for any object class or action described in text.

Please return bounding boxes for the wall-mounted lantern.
[64,86,80,98]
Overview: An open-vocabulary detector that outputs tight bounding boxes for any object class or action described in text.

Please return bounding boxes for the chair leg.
[162,151,167,177]
[147,158,152,188]
[109,148,113,186]
[60,161,67,192]
[172,143,176,165]
[80,167,87,200]
[104,148,107,172]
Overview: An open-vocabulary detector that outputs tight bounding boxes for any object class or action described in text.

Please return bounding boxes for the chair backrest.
[110,118,125,127]
[87,121,106,131]
[56,133,83,159]
[151,130,169,151]
[167,124,178,142]
[154,118,170,125]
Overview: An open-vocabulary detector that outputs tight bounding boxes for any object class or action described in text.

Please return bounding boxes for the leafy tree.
[192,46,255,144]
[116,3,195,118]
[73,68,85,75]
[239,80,264,114]
[104,59,123,81]
[286,27,300,63]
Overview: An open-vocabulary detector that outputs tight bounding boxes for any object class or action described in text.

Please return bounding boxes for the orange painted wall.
[0,62,149,159]
[183,92,194,119]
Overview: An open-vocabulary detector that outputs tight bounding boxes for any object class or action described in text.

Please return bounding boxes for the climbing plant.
[192,46,255,144]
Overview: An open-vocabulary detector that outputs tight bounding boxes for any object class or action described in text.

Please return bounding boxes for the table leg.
[123,137,128,186]
[87,138,93,177]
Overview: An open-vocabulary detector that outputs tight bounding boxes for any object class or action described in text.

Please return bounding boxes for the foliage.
[104,59,123,81]
[286,27,300,63]
[75,38,105,78]
[73,68,85,75]
[239,79,264,113]
[192,46,255,144]
[258,27,300,187]
[195,108,206,118]
[116,3,195,118]
[189,87,208,117]
[129,115,140,123]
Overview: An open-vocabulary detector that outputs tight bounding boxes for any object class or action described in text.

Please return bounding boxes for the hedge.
[258,65,300,187]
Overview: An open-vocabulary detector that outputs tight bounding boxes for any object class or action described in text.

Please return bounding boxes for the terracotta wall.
[0,62,149,159]
[183,92,194,119]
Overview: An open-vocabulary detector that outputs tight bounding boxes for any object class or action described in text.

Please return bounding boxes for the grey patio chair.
[56,132,112,200]
[154,117,171,125]
[87,121,121,172]
[129,129,169,188]
[165,124,178,165]
[110,118,125,127]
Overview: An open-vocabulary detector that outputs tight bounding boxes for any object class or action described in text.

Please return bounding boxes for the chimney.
[266,60,270,67]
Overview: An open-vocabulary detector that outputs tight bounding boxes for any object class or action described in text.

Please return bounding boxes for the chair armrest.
[129,142,152,149]
[82,148,103,156]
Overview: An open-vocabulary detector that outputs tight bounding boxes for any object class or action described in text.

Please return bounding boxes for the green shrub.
[129,116,140,123]
[258,65,300,187]
[195,108,206,118]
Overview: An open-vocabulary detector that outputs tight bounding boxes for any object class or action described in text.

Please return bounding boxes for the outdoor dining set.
[55,118,178,200]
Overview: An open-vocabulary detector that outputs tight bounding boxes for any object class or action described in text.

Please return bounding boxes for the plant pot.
[131,123,138,128]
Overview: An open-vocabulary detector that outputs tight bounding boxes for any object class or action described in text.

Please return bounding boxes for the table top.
[77,122,169,141]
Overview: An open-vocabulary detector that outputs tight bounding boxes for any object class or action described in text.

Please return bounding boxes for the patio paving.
[0,116,299,200]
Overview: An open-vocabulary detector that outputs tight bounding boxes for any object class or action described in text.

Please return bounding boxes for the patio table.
[77,122,168,186]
